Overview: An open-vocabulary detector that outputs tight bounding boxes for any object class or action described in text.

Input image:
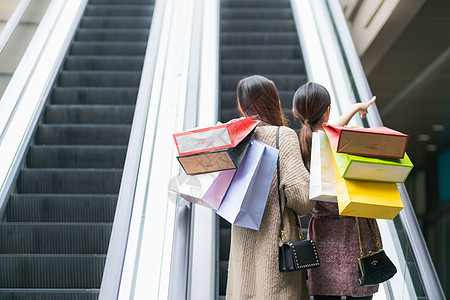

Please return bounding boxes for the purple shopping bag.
[216,139,279,230]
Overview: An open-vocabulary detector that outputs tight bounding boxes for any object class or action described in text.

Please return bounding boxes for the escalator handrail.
[0,0,87,218]
[325,1,446,299]
[0,0,31,54]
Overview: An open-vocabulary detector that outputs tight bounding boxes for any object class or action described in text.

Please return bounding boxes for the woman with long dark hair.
[293,82,378,300]
[226,75,314,300]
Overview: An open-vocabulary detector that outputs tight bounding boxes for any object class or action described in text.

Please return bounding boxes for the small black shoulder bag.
[276,127,320,272]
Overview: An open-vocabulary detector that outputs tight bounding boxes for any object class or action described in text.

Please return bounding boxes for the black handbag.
[275,127,320,272]
[356,218,397,286]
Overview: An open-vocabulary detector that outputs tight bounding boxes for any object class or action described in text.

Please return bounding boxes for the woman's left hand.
[357,96,376,118]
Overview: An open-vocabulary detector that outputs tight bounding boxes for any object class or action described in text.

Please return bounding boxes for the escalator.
[218,0,307,298]
[0,0,154,298]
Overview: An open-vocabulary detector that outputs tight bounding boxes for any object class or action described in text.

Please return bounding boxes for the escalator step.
[70,41,147,56]
[75,29,149,42]
[51,87,138,105]
[85,4,153,17]
[80,16,152,29]
[221,74,307,91]
[221,8,293,20]
[221,0,291,9]
[0,289,98,300]
[6,194,117,223]
[220,91,294,109]
[221,45,301,59]
[0,223,112,254]
[220,32,298,45]
[0,255,106,288]
[58,71,141,87]
[219,228,231,261]
[218,260,228,296]
[90,0,152,4]
[65,56,144,71]
[36,124,131,145]
[221,20,296,32]
[221,59,304,74]
[45,105,135,124]
[27,145,127,168]
[17,169,123,194]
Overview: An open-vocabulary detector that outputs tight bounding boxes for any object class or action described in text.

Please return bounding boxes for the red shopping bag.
[173,116,259,156]
[322,123,408,159]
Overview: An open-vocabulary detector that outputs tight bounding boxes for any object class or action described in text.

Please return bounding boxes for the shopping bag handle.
[276,127,303,242]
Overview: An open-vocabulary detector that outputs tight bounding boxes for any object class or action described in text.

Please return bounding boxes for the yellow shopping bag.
[332,152,403,219]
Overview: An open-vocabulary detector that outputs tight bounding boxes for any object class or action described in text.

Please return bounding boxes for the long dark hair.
[293,82,331,171]
[237,75,287,126]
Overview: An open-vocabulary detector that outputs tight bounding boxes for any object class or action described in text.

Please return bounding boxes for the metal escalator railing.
[292,0,445,299]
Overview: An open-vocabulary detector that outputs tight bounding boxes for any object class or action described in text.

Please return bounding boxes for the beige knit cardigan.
[226,125,315,300]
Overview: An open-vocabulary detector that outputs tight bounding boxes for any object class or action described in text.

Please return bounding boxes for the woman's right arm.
[334,96,376,126]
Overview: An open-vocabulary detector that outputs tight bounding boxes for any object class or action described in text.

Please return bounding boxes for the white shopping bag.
[309,131,337,202]
[169,169,236,210]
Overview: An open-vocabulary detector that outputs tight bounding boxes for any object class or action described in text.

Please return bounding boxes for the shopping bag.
[168,169,236,210]
[331,145,413,183]
[323,123,408,159]
[216,139,279,230]
[309,131,337,202]
[173,116,259,156]
[177,127,254,175]
[332,152,403,220]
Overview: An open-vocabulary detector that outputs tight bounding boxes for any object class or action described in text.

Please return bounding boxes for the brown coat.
[226,126,315,300]
[307,202,380,297]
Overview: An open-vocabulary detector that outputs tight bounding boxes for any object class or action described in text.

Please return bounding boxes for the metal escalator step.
[64,56,144,71]
[221,59,304,75]
[221,45,301,59]
[17,169,123,194]
[58,71,141,87]
[0,223,112,254]
[220,32,298,46]
[6,194,117,222]
[219,228,231,261]
[221,8,293,20]
[85,4,153,17]
[221,20,296,32]
[51,87,138,105]
[75,29,149,42]
[220,0,291,9]
[36,124,131,145]
[0,255,106,288]
[90,0,153,4]
[220,90,294,109]
[0,289,98,300]
[70,41,147,56]
[218,260,228,296]
[80,16,152,29]
[221,74,307,91]
[45,105,135,124]
[27,145,127,168]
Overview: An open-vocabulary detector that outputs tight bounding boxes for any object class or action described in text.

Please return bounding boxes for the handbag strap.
[276,127,303,242]
[356,217,381,257]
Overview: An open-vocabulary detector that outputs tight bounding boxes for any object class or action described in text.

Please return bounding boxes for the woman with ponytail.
[293,82,378,300]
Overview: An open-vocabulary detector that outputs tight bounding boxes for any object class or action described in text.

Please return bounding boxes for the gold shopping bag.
[332,151,403,220]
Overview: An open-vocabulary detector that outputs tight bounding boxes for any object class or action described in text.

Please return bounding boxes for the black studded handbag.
[356,218,397,286]
[275,128,320,272]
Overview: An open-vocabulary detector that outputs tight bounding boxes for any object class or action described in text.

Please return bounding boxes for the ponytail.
[292,82,331,172]
[299,123,313,171]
